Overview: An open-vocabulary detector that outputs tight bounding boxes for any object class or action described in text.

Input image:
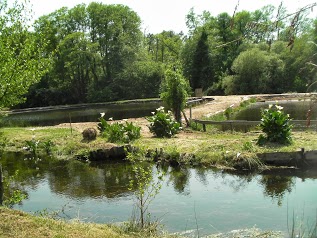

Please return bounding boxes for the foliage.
[98,115,141,143]
[127,161,164,229]
[41,139,54,155]
[0,132,8,154]
[189,28,214,90]
[0,0,50,108]
[25,139,40,158]
[222,47,285,95]
[22,2,143,107]
[2,170,27,208]
[257,104,293,145]
[160,68,190,123]
[147,107,181,138]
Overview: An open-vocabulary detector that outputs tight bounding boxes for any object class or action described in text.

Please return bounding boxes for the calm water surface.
[235,100,317,121]
[1,152,316,236]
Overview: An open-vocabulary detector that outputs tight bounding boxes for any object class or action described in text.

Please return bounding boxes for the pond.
[1,152,316,236]
[1,99,162,126]
[235,100,317,121]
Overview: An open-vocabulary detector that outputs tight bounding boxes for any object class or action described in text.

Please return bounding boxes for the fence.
[191,119,317,132]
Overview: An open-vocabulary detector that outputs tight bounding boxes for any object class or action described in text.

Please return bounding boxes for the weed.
[41,139,54,155]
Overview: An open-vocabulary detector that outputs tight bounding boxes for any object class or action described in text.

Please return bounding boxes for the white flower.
[156,106,164,111]
[100,112,105,118]
[276,105,283,110]
[108,117,113,121]
[122,119,128,122]
[151,111,155,115]
[269,104,273,109]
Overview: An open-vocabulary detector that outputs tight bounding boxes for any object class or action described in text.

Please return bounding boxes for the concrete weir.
[258,149,317,168]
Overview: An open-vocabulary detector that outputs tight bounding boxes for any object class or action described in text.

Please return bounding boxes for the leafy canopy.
[0,0,50,108]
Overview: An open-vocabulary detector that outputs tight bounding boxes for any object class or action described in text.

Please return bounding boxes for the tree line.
[1,1,317,109]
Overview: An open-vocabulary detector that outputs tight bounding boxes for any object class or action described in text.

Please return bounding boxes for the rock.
[87,144,133,161]
[82,128,97,141]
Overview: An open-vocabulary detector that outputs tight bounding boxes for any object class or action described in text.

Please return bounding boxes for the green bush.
[257,104,292,145]
[146,107,181,138]
[98,114,141,143]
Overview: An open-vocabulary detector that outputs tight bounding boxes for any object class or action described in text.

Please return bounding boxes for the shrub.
[98,114,141,143]
[257,104,292,145]
[146,107,181,138]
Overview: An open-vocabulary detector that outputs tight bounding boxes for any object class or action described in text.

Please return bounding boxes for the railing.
[191,119,317,132]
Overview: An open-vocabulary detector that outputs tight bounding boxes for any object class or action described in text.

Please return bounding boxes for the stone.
[82,128,97,141]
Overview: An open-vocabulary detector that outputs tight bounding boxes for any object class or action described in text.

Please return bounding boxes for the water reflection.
[1,152,316,206]
[0,152,316,234]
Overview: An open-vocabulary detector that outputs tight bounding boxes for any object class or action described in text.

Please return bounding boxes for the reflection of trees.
[167,166,191,194]
[0,152,52,204]
[259,175,295,206]
[217,170,254,192]
[195,167,209,186]
[48,161,143,199]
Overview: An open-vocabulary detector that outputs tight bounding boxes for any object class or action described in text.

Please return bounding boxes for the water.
[1,152,316,236]
[2,100,162,126]
[235,100,317,121]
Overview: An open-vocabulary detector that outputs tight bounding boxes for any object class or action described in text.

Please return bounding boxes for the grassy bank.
[0,207,287,238]
[1,124,317,168]
[0,207,177,238]
[2,93,317,169]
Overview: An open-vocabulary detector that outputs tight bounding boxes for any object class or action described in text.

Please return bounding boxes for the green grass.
[0,207,177,238]
[1,125,317,169]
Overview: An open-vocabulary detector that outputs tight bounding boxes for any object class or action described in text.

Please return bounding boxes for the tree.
[24,2,144,106]
[223,47,285,94]
[160,68,190,124]
[0,0,50,108]
[190,28,214,90]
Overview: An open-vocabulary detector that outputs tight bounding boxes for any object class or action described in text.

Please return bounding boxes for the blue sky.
[27,0,317,34]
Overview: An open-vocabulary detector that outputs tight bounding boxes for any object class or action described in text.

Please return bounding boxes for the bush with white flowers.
[98,113,141,143]
[257,103,292,145]
[146,107,181,138]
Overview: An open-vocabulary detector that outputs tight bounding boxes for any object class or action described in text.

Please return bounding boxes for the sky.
[27,0,317,34]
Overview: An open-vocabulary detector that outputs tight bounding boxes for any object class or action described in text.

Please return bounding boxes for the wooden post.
[190,106,192,122]
[0,163,3,206]
[203,124,206,132]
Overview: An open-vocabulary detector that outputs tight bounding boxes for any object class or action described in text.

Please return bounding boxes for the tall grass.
[288,208,317,238]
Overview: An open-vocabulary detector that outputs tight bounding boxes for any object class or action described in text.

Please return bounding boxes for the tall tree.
[190,29,213,90]
[0,0,50,108]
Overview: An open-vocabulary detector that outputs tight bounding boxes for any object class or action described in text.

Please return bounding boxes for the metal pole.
[0,163,3,206]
